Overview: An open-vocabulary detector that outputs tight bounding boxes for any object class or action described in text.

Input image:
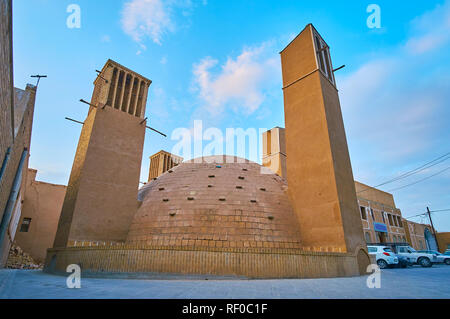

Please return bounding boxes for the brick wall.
[44,245,364,279]
[0,85,36,266]
[0,0,14,172]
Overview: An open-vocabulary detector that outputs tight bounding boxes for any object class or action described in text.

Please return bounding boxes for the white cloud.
[121,0,175,45]
[405,0,450,54]
[121,0,201,46]
[192,42,279,115]
[339,58,395,111]
[339,57,447,161]
[406,33,448,55]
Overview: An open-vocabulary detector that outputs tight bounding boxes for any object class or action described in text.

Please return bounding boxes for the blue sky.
[12,0,450,231]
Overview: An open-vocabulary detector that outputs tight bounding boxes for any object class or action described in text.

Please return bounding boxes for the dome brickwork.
[126,156,302,249]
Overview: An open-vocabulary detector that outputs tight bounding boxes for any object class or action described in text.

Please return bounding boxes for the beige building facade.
[402,219,436,251]
[355,182,407,245]
[436,232,450,253]
[13,169,66,262]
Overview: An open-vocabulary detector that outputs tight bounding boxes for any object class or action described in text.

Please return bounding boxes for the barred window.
[313,30,335,85]
[19,218,32,232]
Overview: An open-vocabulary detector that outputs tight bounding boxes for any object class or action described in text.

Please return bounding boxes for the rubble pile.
[6,244,43,269]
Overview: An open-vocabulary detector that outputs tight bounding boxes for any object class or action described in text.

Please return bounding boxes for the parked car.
[418,250,450,265]
[395,254,410,268]
[368,243,437,267]
[445,250,450,256]
[391,244,437,267]
[367,245,399,269]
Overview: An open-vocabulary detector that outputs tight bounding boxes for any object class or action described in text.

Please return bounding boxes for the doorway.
[376,231,387,243]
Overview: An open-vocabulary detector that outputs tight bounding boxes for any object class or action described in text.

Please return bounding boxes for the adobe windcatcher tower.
[53,60,151,247]
[148,150,183,181]
[280,24,365,253]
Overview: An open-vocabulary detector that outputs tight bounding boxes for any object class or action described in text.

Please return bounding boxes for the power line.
[429,209,450,213]
[405,212,427,219]
[381,153,450,186]
[404,208,450,220]
[357,151,450,194]
[387,165,450,192]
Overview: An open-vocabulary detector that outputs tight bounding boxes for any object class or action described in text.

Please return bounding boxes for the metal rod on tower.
[65,117,84,125]
[30,74,47,87]
[79,99,98,108]
[95,70,108,83]
[333,65,345,72]
[145,126,167,137]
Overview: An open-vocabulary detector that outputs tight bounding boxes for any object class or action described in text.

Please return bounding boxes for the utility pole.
[426,207,440,252]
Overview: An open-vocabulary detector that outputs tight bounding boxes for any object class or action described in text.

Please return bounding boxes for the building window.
[397,216,402,227]
[360,206,367,220]
[370,208,374,220]
[19,218,32,232]
[365,232,371,243]
[381,211,386,223]
[388,214,393,226]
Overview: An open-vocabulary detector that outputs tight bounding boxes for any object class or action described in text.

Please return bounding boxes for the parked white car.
[394,245,437,267]
[418,250,450,265]
[367,245,399,269]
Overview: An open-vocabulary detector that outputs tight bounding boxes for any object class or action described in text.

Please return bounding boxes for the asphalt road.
[1,264,449,299]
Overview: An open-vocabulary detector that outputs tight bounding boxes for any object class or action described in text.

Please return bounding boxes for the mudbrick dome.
[126,156,303,249]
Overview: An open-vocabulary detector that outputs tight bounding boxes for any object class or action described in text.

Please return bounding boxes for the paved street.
[1,265,449,299]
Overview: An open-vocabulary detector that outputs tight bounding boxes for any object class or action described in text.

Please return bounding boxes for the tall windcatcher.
[280,24,366,253]
[148,150,183,181]
[53,60,151,247]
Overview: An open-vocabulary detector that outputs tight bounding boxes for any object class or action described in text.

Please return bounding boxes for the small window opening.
[20,218,32,232]
[360,206,367,220]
